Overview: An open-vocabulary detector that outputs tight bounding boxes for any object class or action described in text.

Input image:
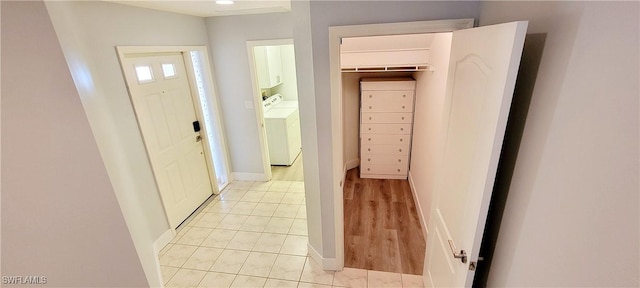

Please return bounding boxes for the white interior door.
[122,52,215,229]
[424,21,527,287]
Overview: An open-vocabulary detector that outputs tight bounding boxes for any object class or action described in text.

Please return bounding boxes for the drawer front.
[361,79,416,91]
[361,123,411,135]
[361,143,410,155]
[361,162,408,176]
[361,91,414,112]
[361,134,409,145]
[361,155,409,166]
[362,112,412,124]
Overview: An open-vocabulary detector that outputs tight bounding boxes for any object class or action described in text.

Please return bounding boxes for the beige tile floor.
[159,180,425,288]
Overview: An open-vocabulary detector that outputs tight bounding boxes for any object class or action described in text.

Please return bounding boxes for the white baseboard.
[345,159,359,171]
[308,243,342,271]
[342,158,360,188]
[232,172,269,181]
[153,229,176,287]
[153,229,175,256]
[408,171,428,237]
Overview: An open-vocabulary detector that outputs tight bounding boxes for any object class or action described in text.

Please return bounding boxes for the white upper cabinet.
[255,46,283,89]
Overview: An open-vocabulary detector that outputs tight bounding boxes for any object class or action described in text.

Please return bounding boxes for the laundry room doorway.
[247,39,304,182]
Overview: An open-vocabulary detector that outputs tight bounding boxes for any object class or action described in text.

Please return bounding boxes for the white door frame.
[116,45,232,215]
[327,19,475,270]
[246,38,295,181]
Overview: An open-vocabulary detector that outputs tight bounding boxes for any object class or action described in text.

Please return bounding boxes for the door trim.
[115,45,231,217]
[327,19,475,270]
[246,38,295,181]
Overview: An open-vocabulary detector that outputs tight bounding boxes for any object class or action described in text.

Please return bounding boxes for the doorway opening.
[330,19,527,286]
[328,19,475,273]
[116,46,233,230]
[340,32,452,275]
[247,39,304,182]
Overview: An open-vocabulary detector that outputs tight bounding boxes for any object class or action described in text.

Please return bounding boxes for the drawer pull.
[368,148,371,152]
[368,158,371,162]
[369,95,372,98]
[403,94,406,98]
[400,138,403,142]
[369,106,372,109]
[399,149,402,152]
[400,128,404,131]
[402,105,405,109]
[367,168,371,171]
[368,128,371,131]
[397,169,401,172]
[369,117,372,120]
[401,117,405,120]
[368,138,371,141]
[398,159,402,162]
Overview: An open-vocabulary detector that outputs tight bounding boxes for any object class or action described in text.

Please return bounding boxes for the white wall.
[1,1,148,286]
[206,13,293,175]
[479,2,639,286]
[291,0,325,261]
[274,44,299,101]
[45,2,211,286]
[342,73,361,167]
[303,0,481,260]
[408,32,452,234]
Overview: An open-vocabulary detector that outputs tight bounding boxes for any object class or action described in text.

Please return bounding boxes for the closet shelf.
[342,65,433,73]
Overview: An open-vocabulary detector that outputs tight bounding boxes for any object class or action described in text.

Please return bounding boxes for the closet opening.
[340,32,453,275]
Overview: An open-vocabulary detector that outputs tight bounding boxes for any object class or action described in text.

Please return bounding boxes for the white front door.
[122,52,215,229]
[424,21,528,287]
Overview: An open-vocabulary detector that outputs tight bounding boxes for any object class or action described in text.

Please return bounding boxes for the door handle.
[448,240,467,263]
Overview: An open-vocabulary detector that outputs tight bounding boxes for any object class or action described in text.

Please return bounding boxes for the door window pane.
[162,63,176,78]
[135,65,154,83]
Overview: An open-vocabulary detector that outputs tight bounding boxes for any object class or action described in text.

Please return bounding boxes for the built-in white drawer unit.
[360,78,416,179]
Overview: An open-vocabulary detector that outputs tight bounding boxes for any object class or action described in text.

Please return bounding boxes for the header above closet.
[340,34,434,72]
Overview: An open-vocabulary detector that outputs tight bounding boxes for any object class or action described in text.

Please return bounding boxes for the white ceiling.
[103,0,291,17]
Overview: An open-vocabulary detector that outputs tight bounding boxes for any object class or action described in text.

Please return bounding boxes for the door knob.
[448,240,467,263]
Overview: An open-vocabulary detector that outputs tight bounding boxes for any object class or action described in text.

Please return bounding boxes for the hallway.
[158,180,425,287]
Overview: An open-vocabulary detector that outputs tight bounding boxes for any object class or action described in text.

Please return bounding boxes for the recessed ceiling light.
[216,0,234,4]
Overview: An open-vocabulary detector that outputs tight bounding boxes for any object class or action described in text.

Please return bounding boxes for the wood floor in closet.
[343,167,426,275]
